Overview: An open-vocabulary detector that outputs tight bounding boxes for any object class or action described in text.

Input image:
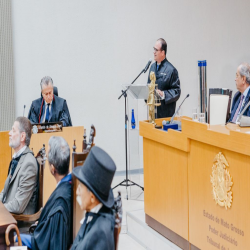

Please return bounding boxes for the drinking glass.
[199,113,205,123]
[192,108,198,121]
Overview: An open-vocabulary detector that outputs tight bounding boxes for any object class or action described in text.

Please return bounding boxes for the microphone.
[143,59,152,73]
[23,105,26,117]
[170,94,190,124]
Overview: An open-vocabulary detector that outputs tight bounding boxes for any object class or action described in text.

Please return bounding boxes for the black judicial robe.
[71,206,115,250]
[28,95,72,127]
[147,58,181,118]
[31,181,72,250]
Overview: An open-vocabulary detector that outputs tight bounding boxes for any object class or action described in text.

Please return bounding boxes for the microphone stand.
[113,67,145,198]
[170,94,189,124]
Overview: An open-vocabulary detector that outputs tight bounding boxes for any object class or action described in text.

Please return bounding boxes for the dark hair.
[157,38,167,55]
[48,136,70,175]
[15,117,32,146]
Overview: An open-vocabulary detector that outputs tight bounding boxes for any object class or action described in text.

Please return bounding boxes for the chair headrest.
[53,86,58,96]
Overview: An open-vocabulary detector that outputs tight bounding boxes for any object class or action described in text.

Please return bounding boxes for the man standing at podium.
[229,63,250,123]
[148,38,181,118]
[28,76,72,126]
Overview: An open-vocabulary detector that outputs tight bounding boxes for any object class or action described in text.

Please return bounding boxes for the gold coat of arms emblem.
[210,152,233,210]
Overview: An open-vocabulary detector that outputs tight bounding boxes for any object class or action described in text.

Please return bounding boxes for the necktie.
[2,154,22,203]
[232,94,244,123]
[45,103,50,123]
[157,64,160,71]
[75,212,89,246]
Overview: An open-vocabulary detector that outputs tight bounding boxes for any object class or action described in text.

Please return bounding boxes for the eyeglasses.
[153,47,162,52]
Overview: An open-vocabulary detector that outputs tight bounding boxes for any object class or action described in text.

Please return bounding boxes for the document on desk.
[10,247,27,250]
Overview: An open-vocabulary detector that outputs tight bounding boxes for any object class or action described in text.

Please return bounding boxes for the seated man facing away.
[28,76,72,127]
[71,146,116,250]
[18,136,72,250]
[229,63,250,123]
[0,117,37,215]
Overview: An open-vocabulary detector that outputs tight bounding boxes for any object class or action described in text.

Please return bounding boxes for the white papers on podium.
[209,95,229,125]
[123,84,149,100]
[11,247,27,250]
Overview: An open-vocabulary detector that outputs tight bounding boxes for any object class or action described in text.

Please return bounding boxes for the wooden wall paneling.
[0,131,12,191]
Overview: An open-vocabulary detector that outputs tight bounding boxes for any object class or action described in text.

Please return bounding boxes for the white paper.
[10,247,27,250]
[210,95,229,125]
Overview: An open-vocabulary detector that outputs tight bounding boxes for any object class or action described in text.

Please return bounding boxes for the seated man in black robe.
[71,146,116,250]
[18,136,72,250]
[28,76,72,127]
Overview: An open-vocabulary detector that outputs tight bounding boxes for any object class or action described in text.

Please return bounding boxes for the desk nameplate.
[32,122,63,134]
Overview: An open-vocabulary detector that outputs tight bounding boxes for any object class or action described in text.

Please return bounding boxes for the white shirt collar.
[243,85,250,98]
[45,99,52,105]
[80,203,103,225]
[12,146,27,159]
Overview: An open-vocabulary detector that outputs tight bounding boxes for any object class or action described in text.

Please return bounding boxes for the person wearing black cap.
[71,146,116,250]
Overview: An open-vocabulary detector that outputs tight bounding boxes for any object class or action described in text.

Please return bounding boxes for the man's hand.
[156,89,164,97]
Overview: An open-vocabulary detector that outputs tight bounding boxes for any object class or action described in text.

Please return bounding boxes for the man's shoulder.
[150,61,157,68]
[21,148,37,170]
[95,208,115,230]
[56,182,72,201]
[22,147,35,160]
[31,97,43,106]
[47,182,72,212]
[164,59,177,71]
[85,212,115,247]
[54,95,66,104]
[233,91,241,100]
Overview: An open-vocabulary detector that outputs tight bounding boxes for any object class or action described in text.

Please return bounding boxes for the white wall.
[11,0,250,170]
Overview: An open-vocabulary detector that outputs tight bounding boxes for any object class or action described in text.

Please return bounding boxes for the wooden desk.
[0,202,16,249]
[140,118,250,250]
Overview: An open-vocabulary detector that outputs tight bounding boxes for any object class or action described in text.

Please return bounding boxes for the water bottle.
[131,109,136,129]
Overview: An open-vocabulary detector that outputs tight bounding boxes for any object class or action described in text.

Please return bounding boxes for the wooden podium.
[0,126,84,204]
[140,117,250,250]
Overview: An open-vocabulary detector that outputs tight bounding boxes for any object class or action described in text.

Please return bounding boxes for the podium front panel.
[140,118,250,249]
[188,134,250,249]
